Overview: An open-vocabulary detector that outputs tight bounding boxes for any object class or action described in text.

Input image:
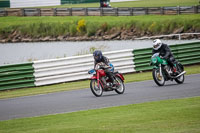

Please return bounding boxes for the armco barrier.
[33,49,134,86]
[0,63,35,90]
[172,42,200,65]
[0,0,10,8]
[133,41,200,71]
[61,0,99,4]
[0,42,200,90]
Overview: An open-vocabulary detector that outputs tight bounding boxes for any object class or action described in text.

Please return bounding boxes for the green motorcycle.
[150,53,186,86]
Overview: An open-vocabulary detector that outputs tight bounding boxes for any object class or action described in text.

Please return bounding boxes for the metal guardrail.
[0,63,35,90]
[1,6,199,16]
[0,0,100,8]
[0,42,199,90]
[171,42,200,65]
[0,0,10,8]
[61,0,99,5]
[9,0,60,8]
[133,42,200,71]
[33,49,134,86]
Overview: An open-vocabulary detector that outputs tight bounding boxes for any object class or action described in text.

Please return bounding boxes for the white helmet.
[153,39,162,50]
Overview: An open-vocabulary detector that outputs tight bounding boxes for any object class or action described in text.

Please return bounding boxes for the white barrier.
[33,49,134,86]
[10,0,60,8]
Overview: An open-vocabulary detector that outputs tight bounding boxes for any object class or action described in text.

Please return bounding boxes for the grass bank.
[0,96,200,133]
[0,64,199,99]
[0,14,200,42]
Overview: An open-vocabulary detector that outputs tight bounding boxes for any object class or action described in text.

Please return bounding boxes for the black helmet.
[93,50,103,62]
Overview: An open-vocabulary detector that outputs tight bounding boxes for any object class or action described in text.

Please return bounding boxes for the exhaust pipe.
[174,71,186,79]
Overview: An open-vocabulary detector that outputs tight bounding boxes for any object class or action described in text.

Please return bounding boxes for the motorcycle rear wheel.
[114,76,125,94]
[152,69,165,86]
[175,74,185,84]
[90,79,103,97]
[175,63,185,84]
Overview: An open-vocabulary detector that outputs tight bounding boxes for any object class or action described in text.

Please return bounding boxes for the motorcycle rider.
[93,50,115,86]
[152,39,177,73]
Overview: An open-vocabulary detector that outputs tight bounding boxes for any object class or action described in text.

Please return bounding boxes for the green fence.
[0,63,35,90]
[171,42,200,65]
[0,0,10,8]
[133,42,200,71]
[61,0,99,4]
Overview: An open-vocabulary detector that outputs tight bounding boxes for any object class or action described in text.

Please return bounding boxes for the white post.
[179,34,181,40]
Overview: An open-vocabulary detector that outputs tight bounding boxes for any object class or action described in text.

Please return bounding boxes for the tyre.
[175,63,185,84]
[152,68,165,86]
[175,74,185,84]
[90,79,103,97]
[114,76,125,94]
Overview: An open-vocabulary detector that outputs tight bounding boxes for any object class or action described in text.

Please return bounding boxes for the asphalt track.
[0,74,200,121]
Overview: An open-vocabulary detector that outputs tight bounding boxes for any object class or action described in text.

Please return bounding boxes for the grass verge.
[0,14,200,39]
[0,96,200,133]
[0,64,199,99]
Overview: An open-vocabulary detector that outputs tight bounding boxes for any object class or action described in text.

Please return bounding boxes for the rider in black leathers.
[152,39,177,72]
[93,50,115,85]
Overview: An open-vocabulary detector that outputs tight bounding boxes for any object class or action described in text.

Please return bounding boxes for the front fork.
[97,72,101,87]
[159,64,163,77]
[156,64,164,81]
[97,72,105,89]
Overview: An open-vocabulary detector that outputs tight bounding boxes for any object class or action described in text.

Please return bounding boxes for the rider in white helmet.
[152,39,177,73]
[153,39,162,50]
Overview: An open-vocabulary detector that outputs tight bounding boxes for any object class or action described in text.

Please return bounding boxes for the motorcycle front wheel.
[114,76,125,94]
[152,68,165,86]
[90,79,103,97]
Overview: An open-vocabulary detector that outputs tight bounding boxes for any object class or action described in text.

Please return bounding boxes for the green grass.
[0,14,200,38]
[0,96,200,133]
[43,0,199,8]
[0,64,199,99]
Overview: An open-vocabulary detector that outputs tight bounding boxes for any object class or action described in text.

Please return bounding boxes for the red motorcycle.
[88,63,125,97]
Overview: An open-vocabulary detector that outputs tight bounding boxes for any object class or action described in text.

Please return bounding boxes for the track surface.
[0,74,200,121]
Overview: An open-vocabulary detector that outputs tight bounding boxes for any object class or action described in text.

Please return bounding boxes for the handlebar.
[95,65,111,70]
